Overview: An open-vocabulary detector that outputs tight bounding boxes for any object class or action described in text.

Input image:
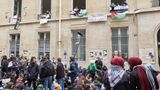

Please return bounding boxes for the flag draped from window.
[14,17,20,30]
[111,11,126,20]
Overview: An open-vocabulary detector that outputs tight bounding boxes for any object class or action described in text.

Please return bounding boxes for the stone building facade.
[0,0,160,67]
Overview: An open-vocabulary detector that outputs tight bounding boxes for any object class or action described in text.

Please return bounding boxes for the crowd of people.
[0,53,160,90]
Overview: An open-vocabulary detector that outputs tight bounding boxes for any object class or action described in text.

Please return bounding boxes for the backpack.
[43,61,55,76]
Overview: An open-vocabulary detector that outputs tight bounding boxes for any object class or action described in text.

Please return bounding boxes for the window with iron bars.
[72,30,86,61]
[38,32,50,59]
[152,0,160,7]
[112,27,128,60]
[10,34,20,57]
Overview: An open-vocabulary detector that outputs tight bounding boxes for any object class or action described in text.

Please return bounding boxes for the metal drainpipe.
[58,0,62,57]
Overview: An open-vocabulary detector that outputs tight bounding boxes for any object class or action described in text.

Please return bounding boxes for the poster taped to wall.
[139,48,155,63]
[89,50,107,60]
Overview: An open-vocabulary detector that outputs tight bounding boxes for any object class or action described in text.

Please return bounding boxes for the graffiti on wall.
[139,48,155,63]
[89,50,107,60]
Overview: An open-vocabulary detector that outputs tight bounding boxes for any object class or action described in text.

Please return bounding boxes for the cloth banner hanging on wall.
[88,14,107,22]
[40,18,48,24]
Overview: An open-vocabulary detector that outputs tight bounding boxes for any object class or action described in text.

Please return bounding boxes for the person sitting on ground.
[93,74,102,90]
[15,74,24,90]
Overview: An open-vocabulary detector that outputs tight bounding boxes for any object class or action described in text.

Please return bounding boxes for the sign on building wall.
[139,48,155,63]
[23,50,32,58]
[87,14,107,22]
[89,50,107,60]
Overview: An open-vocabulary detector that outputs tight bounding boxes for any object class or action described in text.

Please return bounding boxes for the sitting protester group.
[0,53,160,90]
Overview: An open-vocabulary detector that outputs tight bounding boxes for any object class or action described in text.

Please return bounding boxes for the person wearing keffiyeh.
[144,64,159,90]
[128,57,151,90]
[106,57,130,90]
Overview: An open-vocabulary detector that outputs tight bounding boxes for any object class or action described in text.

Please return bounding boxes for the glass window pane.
[41,0,51,14]
[45,48,50,52]
[121,37,128,44]
[38,32,50,59]
[112,29,119,56]
[120,28,128,60]
[112,29,118,36]
[10,34,20,56]
[46,33,50,40]
[112,37,118,45]
[14,0,22,17]
[121,29,128,36]
[73,0,86,9]
[39,33,44,39]
[10,41,15,51]
[121,44,128,53]
[45,40,50,48]
[72,30,86,61]
[39,40,44,48]
[11,35,16,40]
[112,27,128,59]
[112,45,119,52]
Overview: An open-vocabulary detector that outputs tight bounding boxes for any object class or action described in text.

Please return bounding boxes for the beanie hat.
[111,57,125,68]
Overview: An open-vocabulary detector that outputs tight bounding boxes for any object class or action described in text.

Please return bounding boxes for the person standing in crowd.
[23,56,29,70]
[106,57,130,90]
[69,57,79,84]
[144,64,159,90]
[128,57,154,90]
[113,50,121,58]
[56,58,65,90]
[19,56,25,73]
[156,71,160,89]
[15,57,21,79]
[95,57,103,71]
[88,60,101,81]
[8,54,17,72]
[52,57,57,69]
[1,55,8,78]
[27,57,39,90]
[40,57,55,90]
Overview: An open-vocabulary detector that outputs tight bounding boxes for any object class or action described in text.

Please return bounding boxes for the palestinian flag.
[111,11,126,20]
[14,17,20,30]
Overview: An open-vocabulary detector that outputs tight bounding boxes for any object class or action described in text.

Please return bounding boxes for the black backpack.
[44,61,55,75]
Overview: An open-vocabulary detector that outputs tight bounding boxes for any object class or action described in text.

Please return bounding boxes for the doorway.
[157,30,160,66]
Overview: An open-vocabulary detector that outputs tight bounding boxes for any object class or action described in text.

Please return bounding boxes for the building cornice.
[0,7,160,27]
[0,17,87,27]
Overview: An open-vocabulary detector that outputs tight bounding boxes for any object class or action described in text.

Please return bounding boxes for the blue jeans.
[57,78,64,90]
[44,76,54,90]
